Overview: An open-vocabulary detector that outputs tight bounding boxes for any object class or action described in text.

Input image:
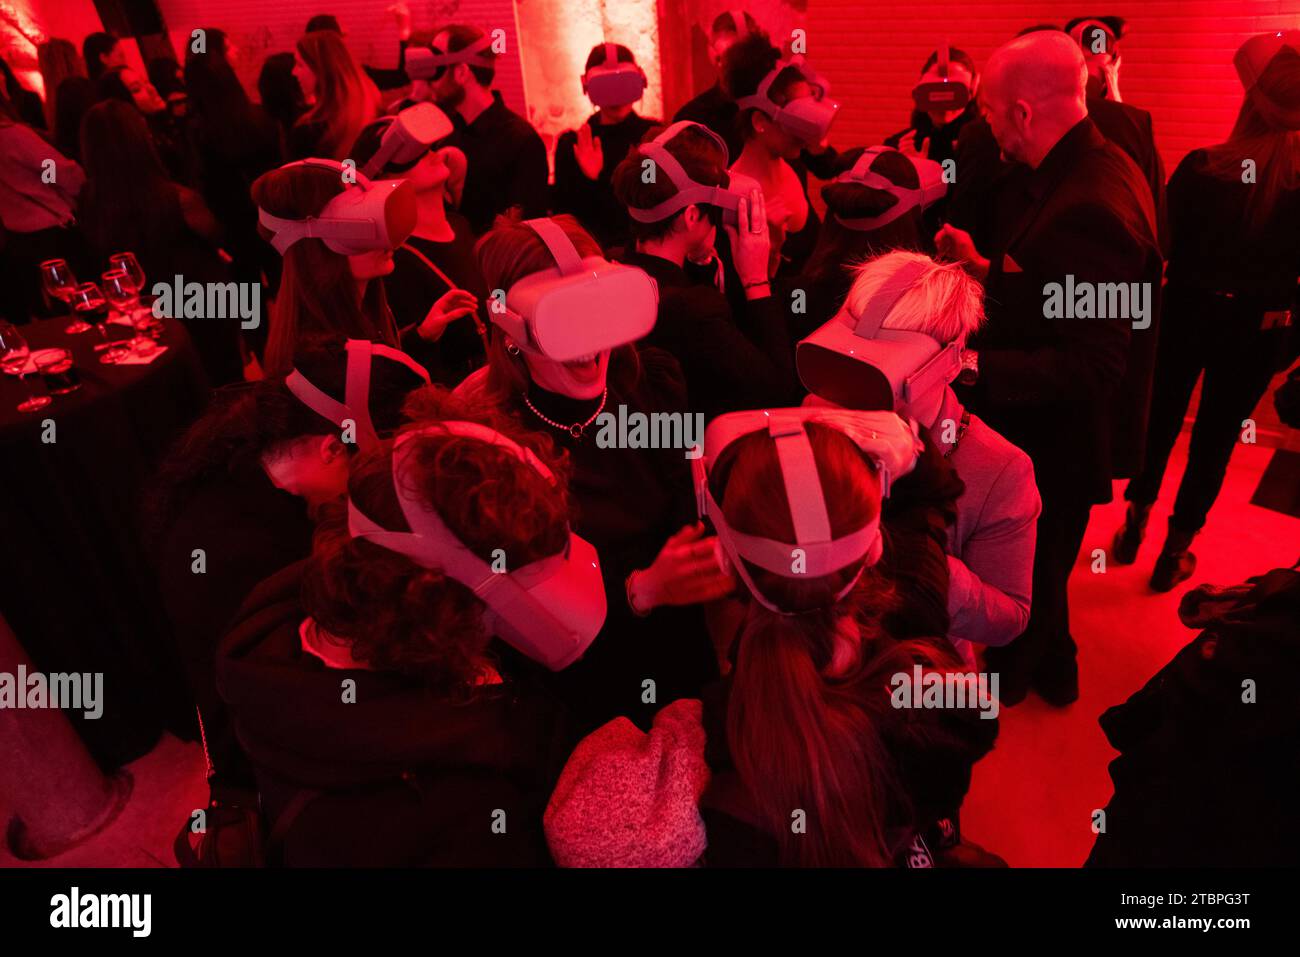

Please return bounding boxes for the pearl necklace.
[523,387,608,439]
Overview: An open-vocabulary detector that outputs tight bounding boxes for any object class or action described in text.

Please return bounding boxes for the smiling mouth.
[565,354,601,378]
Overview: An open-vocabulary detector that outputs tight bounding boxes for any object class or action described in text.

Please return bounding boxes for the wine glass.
[108,252,146,297]
[102,269,151,352]
[68,282,130,364]
[39,259,89,334]
[0,322,52,412]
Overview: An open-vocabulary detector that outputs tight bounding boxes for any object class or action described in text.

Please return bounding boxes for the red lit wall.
[807,0,1300,174]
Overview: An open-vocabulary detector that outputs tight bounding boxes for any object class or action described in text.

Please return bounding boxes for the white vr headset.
[349,421,606,671]
[830,146,947,231]
[797,258,963,415]
[285,339,431,452]
[583,43,647,108]
[1068,19,1117,56]
[736,56,840,145]
[625,121,746,227]
[359,103,453,179]
[493,217,658,361]
[258,159,417,256]
[693,407,920,615]
[405,33,496,82]
[912,44,972,112]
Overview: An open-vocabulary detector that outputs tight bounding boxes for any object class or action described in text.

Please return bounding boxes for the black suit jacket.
[965,118,1162,505]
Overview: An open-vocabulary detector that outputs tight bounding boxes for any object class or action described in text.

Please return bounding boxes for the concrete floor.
[3,374,1296,868]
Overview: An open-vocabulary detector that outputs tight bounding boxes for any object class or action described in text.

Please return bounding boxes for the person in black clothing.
[947,25,1167,254]
[1065,16,1126,102]
[426,24,549,233]
[82,31,125,84]
[612,121,799,421]
[674,9,762,162]
[350,108,487,385]
[936,31,1161,707]
[305,6,416,92]
[457,214,730,732]
[1112,33,1300,592]
[149,338,430,801]
[257,52,308,142]
[215,389,578,865]
[795,147,934,341]
[184,46,283,315]
[552,44,657,252]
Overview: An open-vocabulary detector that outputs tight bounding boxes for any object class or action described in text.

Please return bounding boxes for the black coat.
[620,250,800,421]
[1087,567,1300,867]
[442,92,549,234]
[216,562,575,866]
[962,118,1162,504]
[552,111,656,252]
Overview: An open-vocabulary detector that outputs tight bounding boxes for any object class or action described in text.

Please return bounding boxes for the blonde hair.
[843,250,985,345]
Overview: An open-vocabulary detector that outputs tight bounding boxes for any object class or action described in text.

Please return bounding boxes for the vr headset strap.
[938,42,950,80]
[768,416,832,545]
[361,119,409,179]
[524,218,586,276]
[605,42,618,67]
[728,9,749,35]
[426,33,496,69]
[853,258,933,337]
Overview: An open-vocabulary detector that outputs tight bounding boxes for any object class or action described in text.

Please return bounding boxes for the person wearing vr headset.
[797,146,944,341]
[150,338,430,846]
[612,120,802,421]
[721,33,841,277]
[799,252,1041,659]
[456,213,729,732]
[407,23,549,234]
[885,45,981,172]
[350,104,487,386]
[1065,16,1125,103]
[215,389,588,866]
[1112,32,1300,593]
[674,9,762,163]
[936,31,1162,707]
[553,43,657,252]
[542,409,1001,867]
[253,158,416,374]
[288,29,381,161]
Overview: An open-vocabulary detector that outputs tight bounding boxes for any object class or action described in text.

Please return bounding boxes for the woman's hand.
[418,288,478,342]
[896,128,930,158]
[723,187,772,294]
[628,523,736,613]
[573,125,604,181]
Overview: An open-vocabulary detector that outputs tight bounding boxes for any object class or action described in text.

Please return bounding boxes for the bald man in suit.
[936,31,1161,706]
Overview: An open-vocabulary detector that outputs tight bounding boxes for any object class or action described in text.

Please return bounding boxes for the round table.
[0,315,210,768]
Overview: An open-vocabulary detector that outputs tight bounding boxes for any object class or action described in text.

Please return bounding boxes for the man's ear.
[319,433,347,462]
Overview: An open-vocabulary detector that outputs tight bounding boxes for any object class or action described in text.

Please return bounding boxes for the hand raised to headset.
[574,124,605,181]
[723,186,772,293]
[628,523,736,613]
[897,128,930,159]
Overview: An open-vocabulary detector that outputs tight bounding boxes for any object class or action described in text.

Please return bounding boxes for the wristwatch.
[957,349,979,386]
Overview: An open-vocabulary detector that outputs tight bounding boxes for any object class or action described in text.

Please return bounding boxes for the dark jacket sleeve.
[551,130,595,231]
[362,41,410,91]
[979,200,1138,407]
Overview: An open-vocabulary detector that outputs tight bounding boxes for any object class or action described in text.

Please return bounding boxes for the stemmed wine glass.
[102,269,153,352]
[39,259,88,334]
[0,322,52,412]
[68,282,130,364]
[108,252,160,343]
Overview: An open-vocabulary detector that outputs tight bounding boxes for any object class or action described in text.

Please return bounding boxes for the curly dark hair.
[720,33,805,142]
[301,387,574,689]
[145,336,428,546]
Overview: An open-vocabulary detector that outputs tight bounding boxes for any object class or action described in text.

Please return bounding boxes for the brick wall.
[806,0,1300,174]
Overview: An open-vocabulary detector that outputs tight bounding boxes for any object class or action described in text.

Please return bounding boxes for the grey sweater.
[932,387,1041,658]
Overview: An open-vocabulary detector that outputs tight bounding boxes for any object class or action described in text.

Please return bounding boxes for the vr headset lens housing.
[258,159,418,256]
[736,57,840,145]
[797,259,963,415]
[493,218,658,361]
[361,103,453,179]
[583,43,647,108]
[348,421,606,671]
[911,45,971,111]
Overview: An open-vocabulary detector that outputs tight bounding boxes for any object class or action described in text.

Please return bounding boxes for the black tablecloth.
[0,316,210,769]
